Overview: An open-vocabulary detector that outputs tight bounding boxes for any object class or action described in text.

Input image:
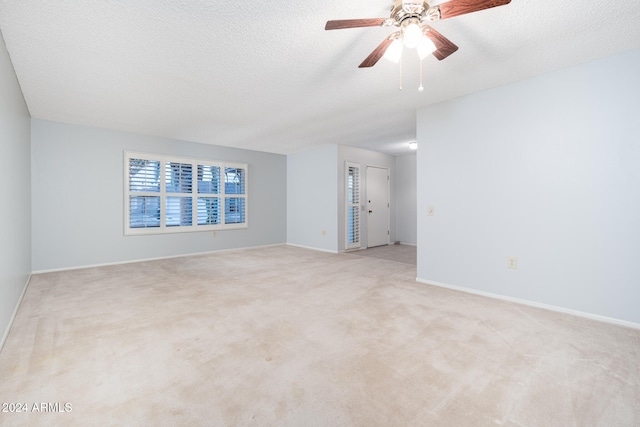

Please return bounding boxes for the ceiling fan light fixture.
[403,22,422,49]
[417,36,437,59]
[326,0,511,69]
[383,39,403,63]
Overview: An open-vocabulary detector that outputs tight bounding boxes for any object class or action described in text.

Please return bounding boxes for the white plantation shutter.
[165,162,193,227]
[224,166,247,225]
[129,159,161,192]
[197,165,221,226]
[346,162,361,249]
[128,157,161,229]
[124,152,248,235]
[166,162,193,193]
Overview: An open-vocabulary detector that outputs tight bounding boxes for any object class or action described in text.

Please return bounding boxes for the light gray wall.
[337,145,396,251]
[416,49,640,324]
[0,31,31,348]
[287,145,338,252]
[395,153,416,245]
[31,120,286,271]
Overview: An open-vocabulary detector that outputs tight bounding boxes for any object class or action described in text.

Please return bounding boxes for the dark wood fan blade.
[325,18,387,30]
[438,0,511,20]
[359,38,395,68]
[424,26,458,61]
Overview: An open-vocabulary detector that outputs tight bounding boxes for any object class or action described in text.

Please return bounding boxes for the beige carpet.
[0,245,638,426]
[351,244,417,265]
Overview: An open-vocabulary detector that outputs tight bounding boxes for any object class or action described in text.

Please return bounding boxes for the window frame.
[124,151,248,235]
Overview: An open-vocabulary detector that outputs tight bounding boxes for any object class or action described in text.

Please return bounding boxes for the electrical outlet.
[322,230,326,236]
[507,256,518,269]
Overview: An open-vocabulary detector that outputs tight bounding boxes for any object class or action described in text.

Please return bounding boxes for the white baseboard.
[0,274,31,354]
[416,278,640,330]
[286,243,338,254]
[31,243,286,274]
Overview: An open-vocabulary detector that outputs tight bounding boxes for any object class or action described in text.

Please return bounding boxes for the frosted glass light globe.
[403,23,422,49]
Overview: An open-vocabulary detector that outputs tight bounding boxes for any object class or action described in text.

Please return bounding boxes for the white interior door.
[366,166,389,248]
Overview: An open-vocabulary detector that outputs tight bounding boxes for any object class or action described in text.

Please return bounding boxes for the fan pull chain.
[418,59,424,92]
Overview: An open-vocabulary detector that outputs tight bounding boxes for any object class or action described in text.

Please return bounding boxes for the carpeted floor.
[0,245,638,426]
[351,243,416,265]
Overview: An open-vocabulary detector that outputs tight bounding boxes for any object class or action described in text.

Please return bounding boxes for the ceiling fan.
[325,0,511,68]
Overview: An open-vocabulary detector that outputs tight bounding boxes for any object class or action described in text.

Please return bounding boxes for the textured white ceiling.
[1,0,640,155]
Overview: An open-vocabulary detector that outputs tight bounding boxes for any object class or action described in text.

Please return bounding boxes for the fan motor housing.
[391,0,430,21]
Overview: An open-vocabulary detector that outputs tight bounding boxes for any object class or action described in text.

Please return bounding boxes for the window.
[128,159,161,229]
[125,152,247,235]
[224,167,247,225]
[346,162,361,249]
